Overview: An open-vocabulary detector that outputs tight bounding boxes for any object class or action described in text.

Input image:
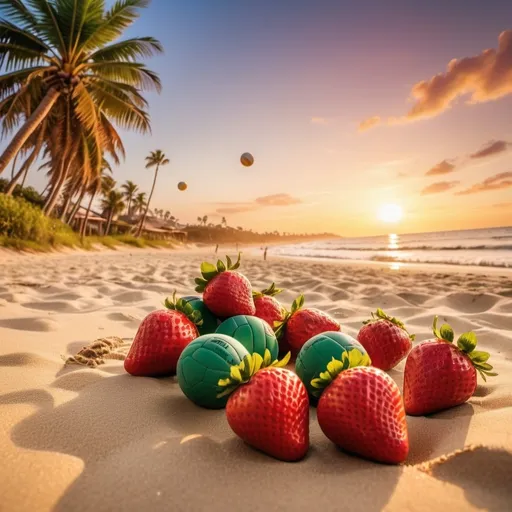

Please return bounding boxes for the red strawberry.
[275,295,340,354]
[195,253,255,318]
[253,282,286,329]
[404,316,497,416]
[218,350,309,462]
[313,349,409,464]
[124,293,202,377]
[357,308,414,370]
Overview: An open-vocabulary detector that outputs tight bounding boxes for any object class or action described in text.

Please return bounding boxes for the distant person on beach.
[264,247,268,261]
[215,244,219,254]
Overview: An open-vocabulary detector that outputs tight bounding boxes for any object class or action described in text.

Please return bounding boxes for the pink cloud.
[426,159,456,176]
[421,181,460,195]
[455,172,512,195]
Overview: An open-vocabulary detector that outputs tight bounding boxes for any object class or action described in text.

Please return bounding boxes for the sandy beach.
[1,248,511,512]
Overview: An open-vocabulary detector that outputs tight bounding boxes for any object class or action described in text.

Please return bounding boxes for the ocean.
[267,226,512,268]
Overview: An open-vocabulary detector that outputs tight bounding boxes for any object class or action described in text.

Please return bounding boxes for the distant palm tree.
[137,150,169,236]
[101,190,126,235]
[164,210,170,221]
[133,192,147,216]
[202,215,208,226]
[197,216,202,225]
[122,181,139,216]
[222,216,227,228]
[102,176,117,197]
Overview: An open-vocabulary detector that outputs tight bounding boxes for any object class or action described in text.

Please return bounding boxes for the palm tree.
[202,215,208,226]
[164,210,170,221]
[137,150,169,236]
[133,192,147,216]
[101,176,117,197]
[197,216,202,225]
[122,180,138,216]
[101,190,125,235]
[0,0,163,187]
[221,216,227,228]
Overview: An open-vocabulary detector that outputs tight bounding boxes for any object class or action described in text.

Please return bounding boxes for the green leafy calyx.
[216,349,291,398]
[431,316,497,382]
[164,291,203,326]
[310,349,372,398]
[252,282,283,299]
[194,253,241,293]
[273,294,305,339]
[363,308,415,341]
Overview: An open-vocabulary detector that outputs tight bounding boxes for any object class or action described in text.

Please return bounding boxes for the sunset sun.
[377,203,403,223]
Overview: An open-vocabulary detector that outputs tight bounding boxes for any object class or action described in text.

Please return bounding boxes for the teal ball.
[182,295,218,335]
[216,315,278,360]
[295,331,368,398]
[177,333,249,409]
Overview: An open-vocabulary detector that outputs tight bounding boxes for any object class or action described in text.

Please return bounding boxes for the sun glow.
[377,203,403,223]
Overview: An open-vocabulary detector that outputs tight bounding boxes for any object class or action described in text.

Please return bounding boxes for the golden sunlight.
[377,203,403,223]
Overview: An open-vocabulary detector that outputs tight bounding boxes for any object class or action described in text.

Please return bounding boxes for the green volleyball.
[295,331,369,398]
[177,333,249,409]
[182,295,218,336]
[216,315,278,360]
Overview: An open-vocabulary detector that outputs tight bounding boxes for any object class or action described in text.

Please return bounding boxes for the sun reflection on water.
[388,233,399,250]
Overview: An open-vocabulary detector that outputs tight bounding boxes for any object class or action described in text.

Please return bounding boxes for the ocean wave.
[315,244,512,252]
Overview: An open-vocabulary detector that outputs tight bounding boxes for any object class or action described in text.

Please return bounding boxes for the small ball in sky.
[240,152,254,167]
[177,181,187,191]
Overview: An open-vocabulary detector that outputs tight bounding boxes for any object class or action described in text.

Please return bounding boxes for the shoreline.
[1,242,512,277]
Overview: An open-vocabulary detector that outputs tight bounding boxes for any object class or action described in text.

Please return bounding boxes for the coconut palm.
[221,216,227,228]
[122,180,138,216]
[133,192,147,216]
[197,216,202,225]
[101,189,125,235]
[101,176,117,197]
[202,215,208,226]
[0,0,163,192]
[137,150,169,236]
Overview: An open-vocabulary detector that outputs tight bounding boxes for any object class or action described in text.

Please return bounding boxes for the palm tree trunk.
[59,193,73,221]
[5,165,26,195]
[0,88,60,175]
[10,153,19,179]
[67,187,86,224]
[80,192,95,241]
[136,165,159,237]
[44,158,73,216]
[20,165,30,188]
[106,211,113,235]
[128,198,132,217]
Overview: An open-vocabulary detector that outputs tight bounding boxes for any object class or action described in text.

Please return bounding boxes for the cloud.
[358,116,381,132]
[426,159,456,176]
[215,194,302,215]
[455,172,512,195]
[255,193,302,206]
[311,117,328,125]
[493,202,512,208]
[360,30,512,129]
[470,140,511,159]
[421,181,460,195]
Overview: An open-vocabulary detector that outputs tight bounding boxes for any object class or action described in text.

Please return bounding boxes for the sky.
[24,0,512,235]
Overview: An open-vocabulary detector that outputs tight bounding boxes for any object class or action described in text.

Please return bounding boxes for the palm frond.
[81,61,161,91]
[0,0,40,31]
[25,0,67,55]
[71,80,99,133]
[86,36,162,62]
[81,0,149,52]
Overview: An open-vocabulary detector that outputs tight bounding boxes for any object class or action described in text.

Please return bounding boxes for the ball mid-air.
[177,181,187,191]
[240,152,254,167]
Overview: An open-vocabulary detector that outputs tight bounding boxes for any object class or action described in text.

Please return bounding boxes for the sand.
[0,248,511,512]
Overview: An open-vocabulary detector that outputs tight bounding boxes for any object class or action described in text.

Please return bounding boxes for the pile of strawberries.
[124,253,497,464]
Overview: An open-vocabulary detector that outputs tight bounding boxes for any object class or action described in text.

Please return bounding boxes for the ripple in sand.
[0,317,59,332]
[0,352,59,368]
[22,301,79,313]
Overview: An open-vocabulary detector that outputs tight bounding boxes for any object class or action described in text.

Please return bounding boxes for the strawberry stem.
[363,308,415,341]
[431,316,497,382]
[164,291,204,326]
[274,294,305,340]
[252,282,283,298]
[310,349,371,398]
[216,349,291,398]
[194,253,242,293]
